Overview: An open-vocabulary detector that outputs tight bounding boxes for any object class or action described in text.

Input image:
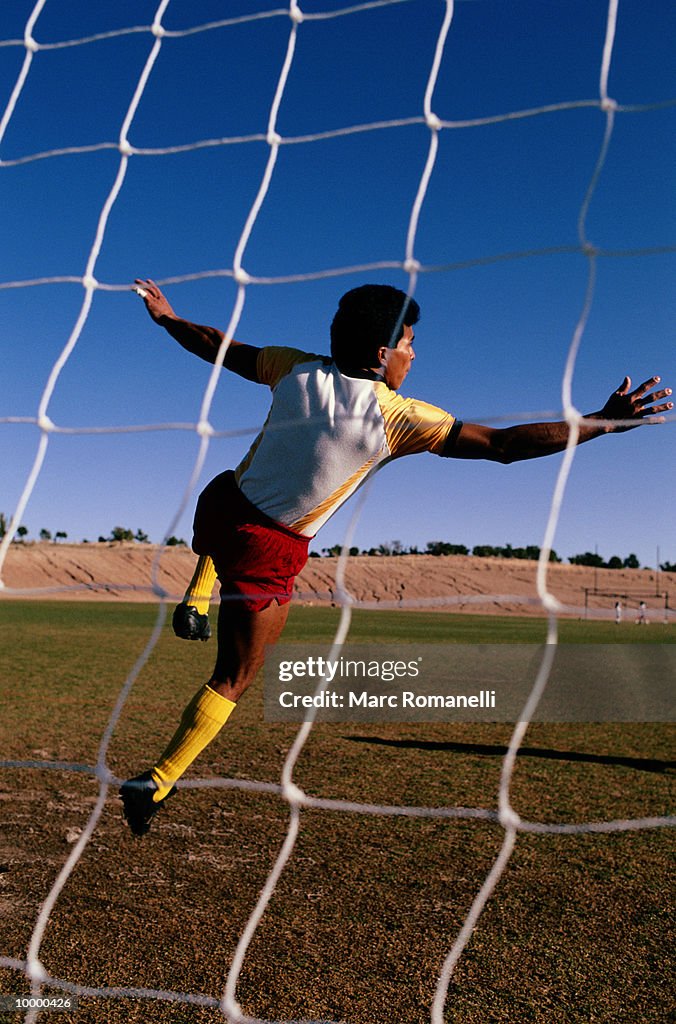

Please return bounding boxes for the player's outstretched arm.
[449,376,672,464]
[132,278,261,381]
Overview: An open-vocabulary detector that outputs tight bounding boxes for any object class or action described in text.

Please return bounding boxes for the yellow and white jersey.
[234,346,456,537]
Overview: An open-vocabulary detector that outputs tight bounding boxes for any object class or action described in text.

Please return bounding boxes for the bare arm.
[133,279,261,382]
[448,376,672,463]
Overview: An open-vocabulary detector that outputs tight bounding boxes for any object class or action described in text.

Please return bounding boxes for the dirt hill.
[2,543,673,619]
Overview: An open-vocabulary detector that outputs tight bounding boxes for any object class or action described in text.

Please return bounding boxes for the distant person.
[120,278,673,836]
[636,600,648,625]
[614,600,622,625]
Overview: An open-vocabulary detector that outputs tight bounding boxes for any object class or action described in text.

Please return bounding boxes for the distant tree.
[426,541,469,556]
[322,544,343,557]
[0,513,6,538]
[569,551,605,567]
[109,526,135,542]
[472,544,499,558]
[55,530,68,543]
[15,525,28,541]
[660,560,676,573]
[39,528,52,542]
[471,543,560,562]
[102,526,151,543]
[319,543,361,556]
[165,536,186,547]
[569,551,640,569]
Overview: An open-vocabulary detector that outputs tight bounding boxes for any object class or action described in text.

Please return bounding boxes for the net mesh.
[0,2,674,1021]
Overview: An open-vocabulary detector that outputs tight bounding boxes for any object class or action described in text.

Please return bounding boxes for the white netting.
[0,2,674,1022]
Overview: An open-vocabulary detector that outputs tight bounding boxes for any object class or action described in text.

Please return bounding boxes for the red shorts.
[192,470,310,613]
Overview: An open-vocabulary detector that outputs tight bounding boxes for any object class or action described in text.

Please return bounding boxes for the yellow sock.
[151,684,236,801]
[182,555,218,616]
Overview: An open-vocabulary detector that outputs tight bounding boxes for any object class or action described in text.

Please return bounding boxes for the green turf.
[1,599,673,644]
[0,602,674,1024]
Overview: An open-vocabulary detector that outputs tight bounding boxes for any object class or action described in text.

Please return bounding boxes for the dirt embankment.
[2,543,673,618]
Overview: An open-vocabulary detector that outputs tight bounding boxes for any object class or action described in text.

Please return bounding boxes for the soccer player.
[120,279,672,836]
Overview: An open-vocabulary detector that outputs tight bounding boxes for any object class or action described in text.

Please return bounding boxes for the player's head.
[330,285,420,383]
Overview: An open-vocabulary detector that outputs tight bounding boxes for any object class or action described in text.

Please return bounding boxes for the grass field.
[0,603,674,1023]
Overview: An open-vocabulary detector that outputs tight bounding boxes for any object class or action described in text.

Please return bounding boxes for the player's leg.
[172,554,218,640]
[210,594,291,701]
[150,597,290,797]
[120,597,289,836]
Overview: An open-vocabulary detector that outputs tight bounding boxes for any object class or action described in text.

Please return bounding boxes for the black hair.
[330,284,420,371]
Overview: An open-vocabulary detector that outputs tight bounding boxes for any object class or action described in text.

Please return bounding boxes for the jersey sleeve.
[377,387,456,457]
[256,346,326,389]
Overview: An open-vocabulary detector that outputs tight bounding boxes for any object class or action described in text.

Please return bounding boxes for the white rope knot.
[426,112,442,132]
[233,267,251,285]
[333,586,354,607]
[118,139,134,156]
[27,957,48,984]
[564,405,582,427]
[403,257,421,274]
[540,591,563,614]
[196,420,214,438]
[267,130,282,147]
[282,781,306,806]
[96,764,114,785]
[37,414,55,434]
[151,23,166,39]
[82,274,98,292]
[499,806,521,831]
[24,36,39,53]
[221,993,244,1022]
[289,4,304,24]
[600,96,618,112]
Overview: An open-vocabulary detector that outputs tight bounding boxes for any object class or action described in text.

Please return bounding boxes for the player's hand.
[132,278,175,324]
[598,376,673,432]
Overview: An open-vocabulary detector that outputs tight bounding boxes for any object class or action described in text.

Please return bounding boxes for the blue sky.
[1,0,674,569]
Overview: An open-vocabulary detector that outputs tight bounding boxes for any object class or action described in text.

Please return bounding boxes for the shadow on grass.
[345,735,675,775]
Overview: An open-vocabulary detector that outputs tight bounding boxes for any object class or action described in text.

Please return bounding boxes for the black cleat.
[172,603,211,641]
[119,771,176,837]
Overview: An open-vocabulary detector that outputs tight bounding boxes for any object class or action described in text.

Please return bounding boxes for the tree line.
[0,516,186,548]
[94,526,186,546]
[2,514,674,571]
[314,540,676,571]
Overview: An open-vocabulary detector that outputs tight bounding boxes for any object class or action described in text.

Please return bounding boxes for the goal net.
[0,1,674,1021]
